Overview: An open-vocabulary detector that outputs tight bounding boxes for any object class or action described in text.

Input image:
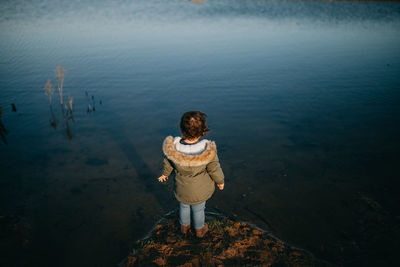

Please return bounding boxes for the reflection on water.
[0,0,400,267]
[49,106,57,130]
[0,107,8,144]
[86,92,97,114]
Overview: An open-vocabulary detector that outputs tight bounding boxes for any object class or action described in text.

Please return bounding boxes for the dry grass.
[55,65,65,105]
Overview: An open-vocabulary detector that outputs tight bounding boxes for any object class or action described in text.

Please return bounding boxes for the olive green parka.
[162,136,224,205]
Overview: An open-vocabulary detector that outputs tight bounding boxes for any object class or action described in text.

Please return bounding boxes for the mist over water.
[1,0,400,266]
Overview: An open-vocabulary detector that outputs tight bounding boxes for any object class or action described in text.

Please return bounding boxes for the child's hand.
[217,183,224,190]
[158,175,168,183]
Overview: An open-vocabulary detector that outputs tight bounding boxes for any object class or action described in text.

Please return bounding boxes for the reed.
[43,66,76,137]
[68,96,73,112]
[44,80,54,104]
[55,65,65,105]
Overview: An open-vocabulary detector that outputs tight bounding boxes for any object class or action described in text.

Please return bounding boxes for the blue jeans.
[179,202,205,229]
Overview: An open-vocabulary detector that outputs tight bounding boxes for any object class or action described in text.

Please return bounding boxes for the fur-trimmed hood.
[163,136,217,167]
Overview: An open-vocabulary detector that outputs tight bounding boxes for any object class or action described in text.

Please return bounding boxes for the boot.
[195,223,208,238]
[181,224,191,234]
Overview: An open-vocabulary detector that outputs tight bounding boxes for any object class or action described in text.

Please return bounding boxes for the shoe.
[195,223,208,238]
[181,224,191,234]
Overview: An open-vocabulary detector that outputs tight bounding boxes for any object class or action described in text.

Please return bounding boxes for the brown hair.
[180,111,210,139]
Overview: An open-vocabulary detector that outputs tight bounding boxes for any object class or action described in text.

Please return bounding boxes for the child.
[158,111,225,238]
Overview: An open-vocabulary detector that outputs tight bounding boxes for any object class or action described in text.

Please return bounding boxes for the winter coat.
[162,136,225,205]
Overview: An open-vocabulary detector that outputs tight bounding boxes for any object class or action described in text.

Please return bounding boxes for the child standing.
[158,111,225,238]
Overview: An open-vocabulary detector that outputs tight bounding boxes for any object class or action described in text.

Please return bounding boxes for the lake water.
[1,0,399,266]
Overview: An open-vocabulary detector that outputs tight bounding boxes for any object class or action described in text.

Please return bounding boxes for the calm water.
[1,0,400,266]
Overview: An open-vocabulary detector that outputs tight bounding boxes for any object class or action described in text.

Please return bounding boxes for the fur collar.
[163,136,217,167]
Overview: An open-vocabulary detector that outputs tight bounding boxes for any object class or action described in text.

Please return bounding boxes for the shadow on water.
[0,107,8,145]
[101,113,175,212]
